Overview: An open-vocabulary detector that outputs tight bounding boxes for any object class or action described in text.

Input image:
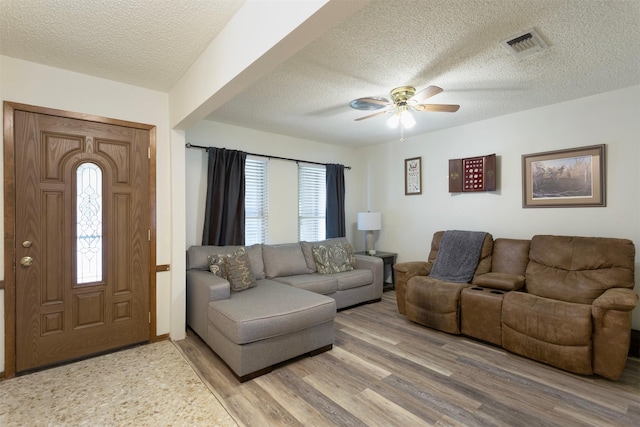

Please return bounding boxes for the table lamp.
[357,212,382,255]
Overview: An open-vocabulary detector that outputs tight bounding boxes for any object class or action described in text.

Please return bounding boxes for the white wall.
[0,56,175,371]
[185,120,368,248]
[364,85,640,329]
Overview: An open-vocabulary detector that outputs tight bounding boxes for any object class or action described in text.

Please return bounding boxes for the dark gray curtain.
[326,163,346,238]
[202,148,247,246]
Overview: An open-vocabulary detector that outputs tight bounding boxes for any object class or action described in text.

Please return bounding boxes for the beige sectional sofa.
[186,237,383,381]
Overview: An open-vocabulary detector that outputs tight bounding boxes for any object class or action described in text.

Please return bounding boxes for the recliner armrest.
[473,272,525,291]
[393,261,431,315]
[592,287,638,380]
[592,287,639,314]
[393,261,431,277]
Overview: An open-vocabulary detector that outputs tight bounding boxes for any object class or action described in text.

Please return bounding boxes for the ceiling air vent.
[501,28,548,57]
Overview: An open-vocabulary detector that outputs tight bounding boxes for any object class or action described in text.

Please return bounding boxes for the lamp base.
[365,230,376,255]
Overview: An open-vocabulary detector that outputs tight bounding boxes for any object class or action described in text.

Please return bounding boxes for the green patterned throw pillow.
[312,242,355,274]
[224,252,256,292]
[207,247,246,278]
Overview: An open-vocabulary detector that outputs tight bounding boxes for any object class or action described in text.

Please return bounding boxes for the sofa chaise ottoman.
[208,279,335,382]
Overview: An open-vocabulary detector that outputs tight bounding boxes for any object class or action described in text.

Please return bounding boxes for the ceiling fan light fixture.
[354,84,459,132]
[386,109,416,129]
[386,112,400,128]
[400,110,416,128]
[386,109,416,130]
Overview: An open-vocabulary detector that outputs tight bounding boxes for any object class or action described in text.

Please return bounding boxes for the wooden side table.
[356,251,397,291]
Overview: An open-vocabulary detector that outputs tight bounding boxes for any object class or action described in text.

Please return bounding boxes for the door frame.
[3,101,159,378]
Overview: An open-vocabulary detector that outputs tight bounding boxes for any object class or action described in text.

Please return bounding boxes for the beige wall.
[0,56,175,371]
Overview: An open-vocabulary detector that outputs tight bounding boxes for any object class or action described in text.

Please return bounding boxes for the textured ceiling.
[0,0,244,91]
[207,0,640,146]
[1,0,639,147]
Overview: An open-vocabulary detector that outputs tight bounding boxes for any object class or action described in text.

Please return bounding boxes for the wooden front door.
[13,110,150,372]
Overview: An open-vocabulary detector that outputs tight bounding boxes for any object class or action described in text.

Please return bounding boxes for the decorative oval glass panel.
[76,162,103,284]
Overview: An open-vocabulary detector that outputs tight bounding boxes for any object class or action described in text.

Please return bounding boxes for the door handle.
[20,256,33,267]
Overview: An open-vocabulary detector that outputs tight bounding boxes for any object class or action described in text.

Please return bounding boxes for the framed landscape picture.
[405,157,422,195]
[522,144,605,208]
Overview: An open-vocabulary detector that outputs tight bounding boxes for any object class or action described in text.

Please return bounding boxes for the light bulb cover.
[386,113,400,128]
[400,110,416,128]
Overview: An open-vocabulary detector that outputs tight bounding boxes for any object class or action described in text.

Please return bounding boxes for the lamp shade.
[357,212,382,231]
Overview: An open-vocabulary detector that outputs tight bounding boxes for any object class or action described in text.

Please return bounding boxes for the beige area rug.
[0,341,237,427]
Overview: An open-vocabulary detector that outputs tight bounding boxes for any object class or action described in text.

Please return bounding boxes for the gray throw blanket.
[429,230,487,283]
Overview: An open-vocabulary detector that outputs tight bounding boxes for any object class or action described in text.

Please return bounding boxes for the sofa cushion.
[301,237,351,271]
[502,292,592,345]
[526,235,635,304]
[312,242,355,274]
[189,244,265,279]
[273,274,338,295]
[224,252,257,292]
[263,243,312,278]
[336,269,373,291]
[502,291,593,374]
[405,276,469,334]
[208,280,336,345]
[491,238,530,275]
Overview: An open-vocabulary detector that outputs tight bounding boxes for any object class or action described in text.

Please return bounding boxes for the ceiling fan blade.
[412,85,443,102]
[414,104,460,113]
[349,97,391,110]
[354,109,391,121]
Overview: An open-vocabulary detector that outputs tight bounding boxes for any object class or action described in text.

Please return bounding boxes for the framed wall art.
[522,144,605,208]
[449,153,497,193]
[405,157,422,195]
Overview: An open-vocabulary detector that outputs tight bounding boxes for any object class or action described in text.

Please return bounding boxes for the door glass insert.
[76,162,103,284]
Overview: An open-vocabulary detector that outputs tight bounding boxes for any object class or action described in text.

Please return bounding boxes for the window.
[76,162,103,284]
[298,164,326,241]
[245,156,268,245]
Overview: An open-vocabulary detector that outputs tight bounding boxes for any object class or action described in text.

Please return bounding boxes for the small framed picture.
[405,157,422,195]
[522,144,605,208]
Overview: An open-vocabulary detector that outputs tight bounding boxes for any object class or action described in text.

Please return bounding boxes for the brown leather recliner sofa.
[394,231,638,380]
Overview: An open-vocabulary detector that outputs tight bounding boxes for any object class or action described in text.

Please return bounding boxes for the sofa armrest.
[393,261,431,277]
[592,288,639,315]
[592,287,639,380]
[393,261,431,314]
[354,255,384,297]
[473,272,525,291]
[186,270,231,339]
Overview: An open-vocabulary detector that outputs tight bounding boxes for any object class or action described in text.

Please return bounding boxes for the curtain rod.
[185,143,351,170]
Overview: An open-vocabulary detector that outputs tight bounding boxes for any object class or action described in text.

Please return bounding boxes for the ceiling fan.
[349,85,460,135]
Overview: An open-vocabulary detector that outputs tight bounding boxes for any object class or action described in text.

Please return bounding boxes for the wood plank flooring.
[176,292,640,427]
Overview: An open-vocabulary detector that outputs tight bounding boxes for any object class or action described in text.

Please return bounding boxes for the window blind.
[245,156,268,245]
[298,164,326,241]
